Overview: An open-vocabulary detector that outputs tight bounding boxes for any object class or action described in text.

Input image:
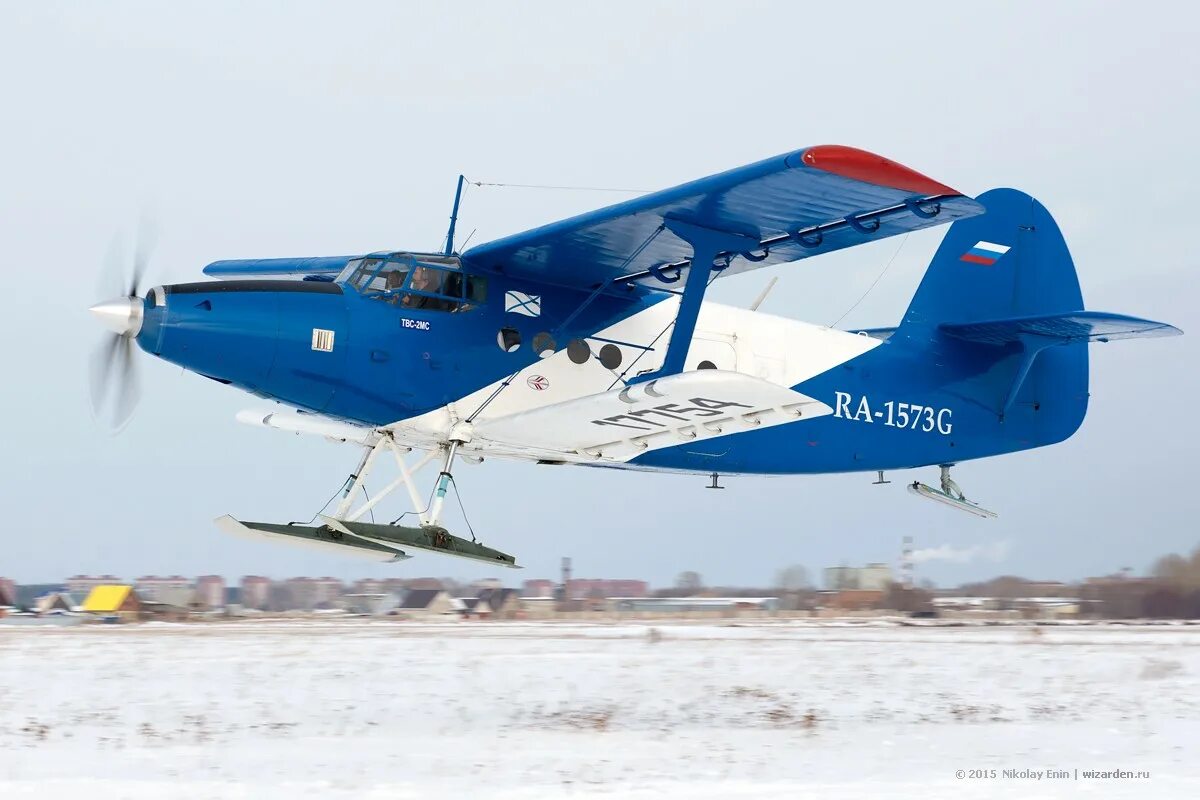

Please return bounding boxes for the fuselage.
[132,251,1085,476]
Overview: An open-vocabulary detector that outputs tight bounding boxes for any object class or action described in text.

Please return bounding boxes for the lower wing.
[454,370,831,464]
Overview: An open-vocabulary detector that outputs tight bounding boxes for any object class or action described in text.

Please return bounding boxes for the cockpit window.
[348,258,408,293]
[337,253,487,313]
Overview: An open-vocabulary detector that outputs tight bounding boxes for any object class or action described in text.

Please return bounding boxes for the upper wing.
[463,145,983,289]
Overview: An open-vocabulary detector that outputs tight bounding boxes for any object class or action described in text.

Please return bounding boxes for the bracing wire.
[466,179,650,194]
[448,475,478,543]
[293,484,345,526]
[829,233,910,329]
[446,177,647,254]
[457,227,478,251]
[292,475,376,528]
[360,484,374,524]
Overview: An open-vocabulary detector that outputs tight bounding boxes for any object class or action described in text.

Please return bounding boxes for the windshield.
[337,253,487,312]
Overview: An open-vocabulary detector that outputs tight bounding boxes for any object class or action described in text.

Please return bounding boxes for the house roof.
[82,585,133,612]
[34,593,74,614]
[399,589,444,609]
[477,588,517,609]
[459,597,486,611]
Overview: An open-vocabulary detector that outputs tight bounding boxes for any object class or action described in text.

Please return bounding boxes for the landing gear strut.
[215,434,520,567]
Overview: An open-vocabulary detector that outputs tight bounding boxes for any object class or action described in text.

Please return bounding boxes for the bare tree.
[675,571,704,593]
[774,564,811,591]
[1152,553,1188,586]
[881,582,934,614]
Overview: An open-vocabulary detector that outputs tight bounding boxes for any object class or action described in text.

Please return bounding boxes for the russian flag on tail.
[960,240,1010,266]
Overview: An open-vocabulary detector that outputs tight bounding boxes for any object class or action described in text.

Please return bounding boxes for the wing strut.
[631,219,759,382]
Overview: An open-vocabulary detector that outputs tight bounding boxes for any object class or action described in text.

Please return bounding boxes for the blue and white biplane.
[89,145,1182,566]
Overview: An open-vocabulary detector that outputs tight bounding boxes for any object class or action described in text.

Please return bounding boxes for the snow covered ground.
[1,620,1196,799]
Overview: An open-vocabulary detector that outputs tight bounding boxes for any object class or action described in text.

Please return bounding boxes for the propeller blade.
[110,338,142,431]
[98,236,127,301]
[130,218,157,297]
[88,333,141,432]
[88,333,121,419]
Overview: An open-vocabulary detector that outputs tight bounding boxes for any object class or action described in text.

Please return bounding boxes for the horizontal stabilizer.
[850,326,897,342]
[940,311,1182,346]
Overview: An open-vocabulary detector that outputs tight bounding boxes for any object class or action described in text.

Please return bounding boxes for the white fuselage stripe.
[388,299,880,460]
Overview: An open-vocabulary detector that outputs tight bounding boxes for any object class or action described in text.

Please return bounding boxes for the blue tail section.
[897,188,1180,434]
[902,188,1082,329]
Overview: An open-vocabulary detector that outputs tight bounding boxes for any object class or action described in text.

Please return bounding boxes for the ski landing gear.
[216,435,520,567]
[907,464,997,519]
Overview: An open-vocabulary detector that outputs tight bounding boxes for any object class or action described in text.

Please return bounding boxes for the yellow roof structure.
[82,585,133,612]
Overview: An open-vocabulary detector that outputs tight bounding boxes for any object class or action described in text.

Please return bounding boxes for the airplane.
[88,144,1182,567]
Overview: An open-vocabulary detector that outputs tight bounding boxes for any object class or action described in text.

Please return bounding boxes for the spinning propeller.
[88,232,154,432]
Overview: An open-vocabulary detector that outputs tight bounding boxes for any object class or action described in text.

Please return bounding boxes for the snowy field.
[1,620,1197,799]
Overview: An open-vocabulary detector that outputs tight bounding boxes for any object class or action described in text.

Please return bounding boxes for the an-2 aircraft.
[89,145,1182,567]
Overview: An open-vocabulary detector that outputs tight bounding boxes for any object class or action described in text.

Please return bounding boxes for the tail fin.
[898,188,1180,437]
[902,188,1082,329]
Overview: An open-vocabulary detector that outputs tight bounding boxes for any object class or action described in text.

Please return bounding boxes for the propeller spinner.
[88,232,154,432]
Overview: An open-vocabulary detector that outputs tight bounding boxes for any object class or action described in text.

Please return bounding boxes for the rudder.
[900,188,1090,444]
[902,188,1083,329]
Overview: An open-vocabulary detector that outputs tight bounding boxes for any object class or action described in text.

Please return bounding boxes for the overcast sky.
[2,1,1197,589]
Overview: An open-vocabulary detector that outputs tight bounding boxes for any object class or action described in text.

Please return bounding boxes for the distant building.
[405,577,444,591]
[824,564,892,592]
[476,587,520,618]
[134,575,192,604]
[613,597,779,613]
[396,589,457,619]
[241,576,271,610]
[522,579,555,598]
[352,578,386,595]
[341,592,401,615]
[352,577,431,595]
[135,575,195,606]
[284,577,344,610]
[471,578,504,591]
[824,589,885,610]
[459,597,485,616]
[195,576,226,609]
[66,575,123,596]
[34,592,78,614]
[81,585,142,621]
[566,579,649,600]
[0,578,15,608]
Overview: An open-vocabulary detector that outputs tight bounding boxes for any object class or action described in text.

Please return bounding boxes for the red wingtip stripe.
[799,145,960,196]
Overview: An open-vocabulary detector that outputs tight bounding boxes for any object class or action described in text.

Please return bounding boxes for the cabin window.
[532,332,556,358]
[566,339,590,364]
[497,327,521,352]
[598,344,622,369]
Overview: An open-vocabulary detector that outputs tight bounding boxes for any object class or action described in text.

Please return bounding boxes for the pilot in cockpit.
[385,268,405,306]
[404,266,445,310]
